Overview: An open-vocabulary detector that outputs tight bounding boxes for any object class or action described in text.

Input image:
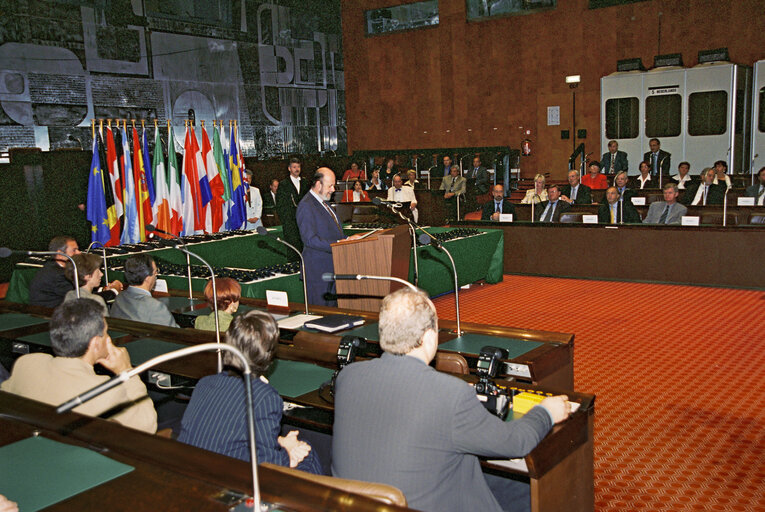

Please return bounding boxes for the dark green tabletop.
[17,330,128,347]
[266,359,335,398]
[438,333,542,358]
[122,338,188,366]
[0,313,48,331]
[342,323,381,341]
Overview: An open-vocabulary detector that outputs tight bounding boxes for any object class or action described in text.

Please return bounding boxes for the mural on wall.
[0,0,346,157]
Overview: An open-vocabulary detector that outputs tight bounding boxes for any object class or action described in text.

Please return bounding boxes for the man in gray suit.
[110,254,179,328]
[468,156,490,195]
[745,166,765,206]
[332,288,571,512]
[644,183,687,225]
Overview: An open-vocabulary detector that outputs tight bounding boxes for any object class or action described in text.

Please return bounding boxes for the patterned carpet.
[432,275,765,512]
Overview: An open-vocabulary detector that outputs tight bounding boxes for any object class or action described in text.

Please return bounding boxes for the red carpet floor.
[432,275,765,512]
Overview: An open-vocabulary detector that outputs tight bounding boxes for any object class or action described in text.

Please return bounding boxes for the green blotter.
[439,333,542,358]
[0,436,134,511]
[17,330,129,348]
[0,313,48,331]
[267,359,334,398]
[157,296,205,313]
[124,338,188,365]
[342,323,380,341]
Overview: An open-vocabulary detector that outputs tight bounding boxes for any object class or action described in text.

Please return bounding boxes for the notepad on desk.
[277,314,323,330]
[303,314,365,333]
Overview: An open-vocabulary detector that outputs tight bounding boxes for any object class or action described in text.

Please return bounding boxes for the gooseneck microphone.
[418,234,462,335]
[145,224,193,301]
[371,196,420,285]
[85,241,109,287]
[0,248,80,298]
[56,343,262,509]
[322,272,418,292]
[257,226,309,315]
[371,196,403,209]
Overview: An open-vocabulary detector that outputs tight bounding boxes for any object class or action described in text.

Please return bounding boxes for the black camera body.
[475,346,512,420]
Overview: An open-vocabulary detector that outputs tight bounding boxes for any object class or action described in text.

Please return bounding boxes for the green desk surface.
[122,338,188,366]
[438,333,542,358]
[0,313,48,331]
[157,296,205,312]
[0,436,134,512]
[342,323,380,341]
[266,359,334,398]
[17,330,128,347]
[185,303,260,317]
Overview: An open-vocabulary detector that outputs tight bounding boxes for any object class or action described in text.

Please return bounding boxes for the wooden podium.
[331,224,411,312]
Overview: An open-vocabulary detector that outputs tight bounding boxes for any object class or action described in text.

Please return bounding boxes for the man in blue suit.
[296,168,363,306]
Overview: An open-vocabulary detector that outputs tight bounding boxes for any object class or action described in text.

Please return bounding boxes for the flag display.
[86,135,110,245]
[119,127,140,245]
[132,126,152,241]
[104,125,123,220]
[227,124,246,230]
[201,125,225,232]
[166,125,183,235]
[152,126,171,233]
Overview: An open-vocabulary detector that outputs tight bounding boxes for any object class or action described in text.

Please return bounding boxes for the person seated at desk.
[380,158,397,183]
[29,235,122,308]
[671,161,695,190]
[601,171,635,204]
[468,156,490,195]
[341,162,366,182]
[682,168,725,206]
[404,169,420,188]
[601,140,628,174]
[1,299,157,433]
[366,169,387,191]
[63,253,109,316]
[598,186,641,224]
[520,173,548,204]
[481,184,514,221]
[535,184,571,222]
[581,161,608,190]
[630,161,657,190]
[110,254,179,328]
[387,174,418,222]
[440,165,466,221]
[644,183,687,225]
[341,179,370,202]
[178,309,322,473]
[560,169,592,205]
[195,278,240,332]
[713,160,732,189]
[262,179,279,214]
[332,288,571,512]
[745,166,765,205]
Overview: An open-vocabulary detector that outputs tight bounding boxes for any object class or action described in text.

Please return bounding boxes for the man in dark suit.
[745,166,765,206]
[262,178,279,213]
[600,140,628,174]
[643,138,671,177]
[296,168,362,306]
[598,186,641,224]
[468,156,490,195]
[682,167,726,206]
[332,288,571,512]
[440,155,453,177]
[535,184,571,222]
[481,184,514,220]
[601,171,636,205]
[276,158,309,252]
[561,169,592,205]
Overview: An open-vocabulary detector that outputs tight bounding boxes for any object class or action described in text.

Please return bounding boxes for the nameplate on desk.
[681,216,700,226]
[737,197,755,206]
[499,213,513,222]
[582,215,598,224]
[631,197,646,206]
[154,279,168,293]
[266,289,289,308]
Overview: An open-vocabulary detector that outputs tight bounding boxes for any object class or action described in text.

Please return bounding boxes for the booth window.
[365,1,439,36]
[467,0,556,20]
[605,97,639,139]
[688,91,728,136]
[645,94,681,137]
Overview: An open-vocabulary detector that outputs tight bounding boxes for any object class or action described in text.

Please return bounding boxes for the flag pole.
[91,118,95,141]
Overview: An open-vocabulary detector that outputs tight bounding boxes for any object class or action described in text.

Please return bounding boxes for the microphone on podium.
[145,224,193,301]
[418,233,462,335]
[321,272,418,292]
[0,247,81,298]
[256,226,309,315]
[371,197,403,209]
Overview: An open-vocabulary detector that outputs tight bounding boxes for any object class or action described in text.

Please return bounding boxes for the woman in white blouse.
[520,174,548,204]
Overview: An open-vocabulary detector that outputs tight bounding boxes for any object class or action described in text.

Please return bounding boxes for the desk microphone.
[257,226,309,315]
[321,272,418,292]
[145,224,193,301]
[723,187,730,227]
[57,343,262,510]
[371,197,402,209]
[418,234,462,335]
[0,248,80,298]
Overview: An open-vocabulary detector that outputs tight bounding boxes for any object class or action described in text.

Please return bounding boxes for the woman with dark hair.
[341,162,366,182]
[63,253,109,316]
[341,179,370,202]
[194,278,241,332]
[380,157,396,183]
[178,310,322,473]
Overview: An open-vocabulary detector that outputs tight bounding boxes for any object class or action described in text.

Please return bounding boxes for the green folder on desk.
[0,436,134,511]
[439,333,542,358]
[0,313,48,331]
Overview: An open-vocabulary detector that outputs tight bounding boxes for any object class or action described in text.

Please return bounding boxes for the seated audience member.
[482,185,514,221]
[1,299,157,433]
[682,168,725,206]
[713,160,732,189]
[644,183,687,225]
[520,174,548,204]
[110,254,179,328]
[387,174,418,222]
[745,166,765,205]
[404,169,420,188]
[440,165,466,221]
[194,278,241,332]
[581,161,609,190]
[440,155,453,177]
[63,253,109,316]
[332,288,571,512]
[602,171,636,204]
[341,162,366,182]
[598,186,641,224]
[366,169,387,191]
[535,184,571,222]
[671,161,695,190]
[342,180,370,202]
[600,140,628,174]
[561,169,592,205]
[468,156,490,195]
[630,161,656,190]
[380,158,397,183]
[29,236,121,307]
[262,179,279,214]
[179,310,322,473]
[645,137,671,176]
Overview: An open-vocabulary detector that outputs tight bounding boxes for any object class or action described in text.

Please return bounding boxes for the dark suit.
[643,150,671,176]
[745,183,765,204]
[628,175,659,190]
[598,201,642,224]
[560,183,592,204]
[332,353,552,512]
[600,187,636,204]
[262,189,277,213]
[481,199,515,220]
[275,176,309,252]
[467,166,490,194]
[296,192,345,306]
[681,182,726,206]
[28,261,72,308]
[535,200,571,222]
[600,151,628,174]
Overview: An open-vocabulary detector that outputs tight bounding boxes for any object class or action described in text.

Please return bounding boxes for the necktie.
[610,205,616,224]
[658,204,670,224]
[322,201,342,231]
[759,186,765,205]
[571,186,577,201]
[703,186,708,205]
[609,154,615,173]
[543,203,555,222]
[474,168,478,178]
[653,153,658,175]
[495,202,500,213]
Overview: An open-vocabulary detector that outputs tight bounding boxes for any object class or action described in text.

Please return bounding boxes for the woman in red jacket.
[342,180,370,202]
